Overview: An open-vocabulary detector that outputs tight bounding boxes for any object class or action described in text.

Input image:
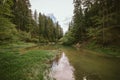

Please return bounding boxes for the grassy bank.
[0,43,57,80]
[84,42,120,57]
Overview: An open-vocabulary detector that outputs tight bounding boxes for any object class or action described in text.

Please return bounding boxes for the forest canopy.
[0,0,63,44]
[61,0,120,47]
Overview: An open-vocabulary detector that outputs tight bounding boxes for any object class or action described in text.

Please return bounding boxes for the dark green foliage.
[0,0,63,44]
[38,13,63,43]
[62,0,120,48]
[0,0,17,44]
[60,31,75,45]
[12,0,32,32]
[0,17,17,44]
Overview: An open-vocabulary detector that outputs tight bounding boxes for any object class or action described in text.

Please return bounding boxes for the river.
[50,52,75,80]
[40,45,120,80]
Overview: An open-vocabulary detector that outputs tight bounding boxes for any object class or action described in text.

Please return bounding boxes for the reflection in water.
[42,45,120,80]
[63,47,120,80]
[50,52,75,80]
[83,76,87,80]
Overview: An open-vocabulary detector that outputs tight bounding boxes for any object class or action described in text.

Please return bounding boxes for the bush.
[30,38,39,43]
[0,17,18,45]
[60,31,75,45]
[18,31,31,42]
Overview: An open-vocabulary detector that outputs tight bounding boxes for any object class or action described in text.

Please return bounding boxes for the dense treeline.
[61,0,120,47]
[0,0,63,44]
[0,0,17,44]
[34,11,63,43]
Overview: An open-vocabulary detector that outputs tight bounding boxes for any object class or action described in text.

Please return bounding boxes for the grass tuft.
[0,43,56,80]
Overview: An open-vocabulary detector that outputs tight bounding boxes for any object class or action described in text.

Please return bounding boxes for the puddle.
[50,52,75,80]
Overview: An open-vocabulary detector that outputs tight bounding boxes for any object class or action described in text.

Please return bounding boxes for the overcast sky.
[29,0,74,33]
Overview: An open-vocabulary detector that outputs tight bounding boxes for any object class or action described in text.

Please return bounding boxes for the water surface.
[62,47,120,80]
[39,45,120,80]
[50,52,75,80]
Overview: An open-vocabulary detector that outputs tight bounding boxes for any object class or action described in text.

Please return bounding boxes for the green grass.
[0,42,35,50]
[85,42,120,57]
[0,43,56,80]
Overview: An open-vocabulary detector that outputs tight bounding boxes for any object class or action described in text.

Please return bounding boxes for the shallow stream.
[42,45,120,80]
[50,52,75,80]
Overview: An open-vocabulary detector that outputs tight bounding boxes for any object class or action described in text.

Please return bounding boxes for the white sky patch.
[30,0,74,33]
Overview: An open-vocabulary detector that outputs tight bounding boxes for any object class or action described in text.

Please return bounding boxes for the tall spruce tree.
[62,0,120,46]
[0,0,17,44]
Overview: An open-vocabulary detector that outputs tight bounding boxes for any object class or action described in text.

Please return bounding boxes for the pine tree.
[0,0,17,44]
[13,0,31,32]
